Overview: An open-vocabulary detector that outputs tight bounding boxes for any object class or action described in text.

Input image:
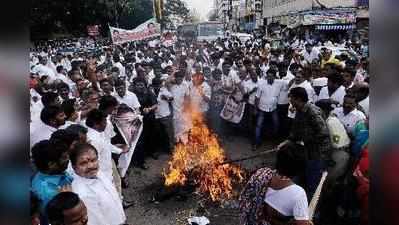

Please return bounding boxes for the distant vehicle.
[230,32,253,42]
[314,46,360,62]
[177,22,224,42]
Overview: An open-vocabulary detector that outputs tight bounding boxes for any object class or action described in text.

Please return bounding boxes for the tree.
[30,0,150,39]
[161,0,191,29]
[207,9,218,21]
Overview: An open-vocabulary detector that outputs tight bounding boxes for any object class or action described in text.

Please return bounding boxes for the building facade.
[263,0,357,20]
[215,0,232,29]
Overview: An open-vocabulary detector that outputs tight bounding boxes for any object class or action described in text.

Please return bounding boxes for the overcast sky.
[182,0,214,21]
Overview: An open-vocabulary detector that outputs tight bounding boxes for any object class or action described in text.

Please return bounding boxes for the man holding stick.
[277,87,331,199]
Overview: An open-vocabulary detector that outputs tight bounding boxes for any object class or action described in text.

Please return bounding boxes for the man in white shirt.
[114,79,141,113]
[70,143,127,225]
[331,94,366,135]
[33,56,56,83]
[288,67,316,118]
[85,109,127,182]
[113,54,126,77]
[301,43,320,65]
[190,73,212,114]
[356,84,369,117]
[342,67,356,91]
[277,63,295,138]
[317,72,346,107]
[242,65,260,142]
[254,69,283,150]
[152,77,175,152]
[30,105,66,148]
[169,71,192,143]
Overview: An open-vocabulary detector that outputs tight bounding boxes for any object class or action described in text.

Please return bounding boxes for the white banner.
[109,18,161,44]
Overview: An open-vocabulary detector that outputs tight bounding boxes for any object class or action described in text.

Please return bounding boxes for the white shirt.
[244,79,260,105]
[317,86,346,106]
[189,82,211,113]
[256,80,283,112]
[290,80,316,103]
[86,127,122,181]
[301,48,319,64]
[33,64,56,81]
[55,73,71,84]
[170,83,190,114]
[114,62,126,77]
[72,172,126,225]
[331,107,366,134]
[114,91,141,111]
[155,87,173,119]
[358,96,369,117]
[30,120,57,148]
[265,184,309,220]
[278,73,296,105]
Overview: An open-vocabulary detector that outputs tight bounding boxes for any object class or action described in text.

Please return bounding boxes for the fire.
[164,108,244,202]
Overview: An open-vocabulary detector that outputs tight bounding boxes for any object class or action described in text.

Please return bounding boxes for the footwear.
[122,199,135,209]
[121,177,129,189]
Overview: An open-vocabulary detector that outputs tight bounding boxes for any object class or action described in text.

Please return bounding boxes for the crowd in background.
[30,34,369,225]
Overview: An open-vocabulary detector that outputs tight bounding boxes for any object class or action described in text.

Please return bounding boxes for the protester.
[31,140,73,212]
[30,31,369,225]
[70,143,126,225]
[278,87,331,198]
[46,192,88,225]
[239,144,310,225]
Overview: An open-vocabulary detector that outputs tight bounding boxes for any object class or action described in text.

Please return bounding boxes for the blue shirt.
[31,171,73,212]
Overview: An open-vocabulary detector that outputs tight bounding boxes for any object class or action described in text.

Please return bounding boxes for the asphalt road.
[123,133,280,225]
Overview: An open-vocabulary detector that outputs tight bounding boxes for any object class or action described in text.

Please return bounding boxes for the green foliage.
[30,0,192,39]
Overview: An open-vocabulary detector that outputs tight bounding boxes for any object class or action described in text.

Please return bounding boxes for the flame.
[164,107,244,202]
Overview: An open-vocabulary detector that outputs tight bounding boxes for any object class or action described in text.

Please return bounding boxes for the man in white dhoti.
[168,71,192,143]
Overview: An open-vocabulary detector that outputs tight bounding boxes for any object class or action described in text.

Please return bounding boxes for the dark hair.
[56,82,70,91]
[327,72,344,85]
[289,63,302,73]
[152,77,162,86]
[40,106,63,125]
[315,99,334,114]
[61,99,76,119]
[31,139,68,172]
[85,109,106,128]
[114,78,126,87]
[50,129,79,147]
[56,65,64,73]
[342,67,356,78]
[275,143,303,178]
[65,124,88,136]
[98,95,118,111]
[46,192,82,225]
[113,54,120,63]
[288,87,308,103]
[41,92,59,107]
[344,93,357,101]
[132,77,148,86]
[70,143,98,166]
[99,78,111,86]
[174,70,185,78]
[266,69,277,76]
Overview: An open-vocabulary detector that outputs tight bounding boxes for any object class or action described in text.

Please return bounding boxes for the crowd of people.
[30,33,369,225]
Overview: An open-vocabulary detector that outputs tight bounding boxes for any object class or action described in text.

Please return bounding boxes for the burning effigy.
[163,107,244,202]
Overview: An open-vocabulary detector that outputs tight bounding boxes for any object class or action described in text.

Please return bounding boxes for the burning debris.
[163,109,244,202]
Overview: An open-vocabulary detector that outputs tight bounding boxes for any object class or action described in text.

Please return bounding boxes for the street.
[124,134,279,225]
